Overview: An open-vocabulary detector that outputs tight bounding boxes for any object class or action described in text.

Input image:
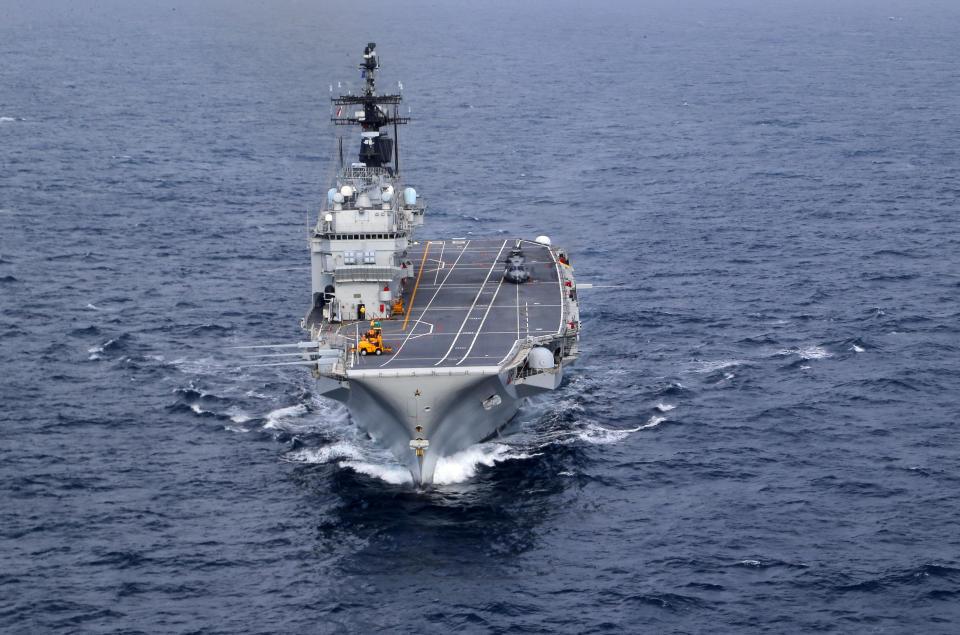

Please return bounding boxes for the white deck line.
[515,283,521,340]
[388,328,560,337]
[357,355,500,364]
[381,240,471,367]
[456,264,508,365]
[432,241,445,285]
[433,239,509,366]
[347,365,503,378]
[415,264,553,273]
[405,285,559,292]
[380,303,563,311]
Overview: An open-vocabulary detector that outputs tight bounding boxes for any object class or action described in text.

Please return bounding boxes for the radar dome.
[527,347,554,369]
[535,235,552,245]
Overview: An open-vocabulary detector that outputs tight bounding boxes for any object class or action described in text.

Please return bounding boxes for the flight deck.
[327,238,567,370]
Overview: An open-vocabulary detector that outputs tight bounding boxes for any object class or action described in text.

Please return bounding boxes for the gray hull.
[318,366,562,484]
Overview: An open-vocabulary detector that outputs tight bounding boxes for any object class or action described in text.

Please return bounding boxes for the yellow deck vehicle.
[354,321,393,356]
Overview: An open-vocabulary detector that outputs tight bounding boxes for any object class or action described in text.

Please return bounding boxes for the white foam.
[646,415,667,427]
[800,346,831,359]
[432,443,534,484]
[282,435,416,485]
[578,423,632,444]
[267,403,307,420]
[224,425,250,433]
[263,403,308,429]
[778,345,831,360]
[179,386,212,399]
[85,303,100,310]
[852,344,865,353]
[339,460,414,485]
[656,402,676,412]
[740,559,761,566]
[171,356,221,375]
[285,441,364,464]
[578,416,664,445]
[0,116,15,123]
[87,339,115,360]
[514,425,580,448]
[226,407,251,423]
[693,359,743,373]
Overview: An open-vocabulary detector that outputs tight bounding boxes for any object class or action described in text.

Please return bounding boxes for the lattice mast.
[331,42,409,174]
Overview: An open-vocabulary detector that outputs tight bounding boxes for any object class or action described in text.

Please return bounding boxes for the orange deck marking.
[402,242,431,330]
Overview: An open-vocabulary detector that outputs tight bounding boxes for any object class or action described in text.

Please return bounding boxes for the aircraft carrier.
[261,44,581,485]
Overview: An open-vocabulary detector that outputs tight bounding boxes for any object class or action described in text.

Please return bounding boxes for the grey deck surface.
[337,238,564,369]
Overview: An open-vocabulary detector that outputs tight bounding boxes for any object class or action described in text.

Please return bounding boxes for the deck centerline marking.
[457,270,508,365]
[435,239,509,366]
[433,241,446,285]
[516,282,521,340]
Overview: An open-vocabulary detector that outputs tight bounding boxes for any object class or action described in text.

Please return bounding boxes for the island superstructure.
[292,43,581,484]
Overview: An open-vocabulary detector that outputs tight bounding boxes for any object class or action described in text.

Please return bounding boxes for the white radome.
[527,347,554,369]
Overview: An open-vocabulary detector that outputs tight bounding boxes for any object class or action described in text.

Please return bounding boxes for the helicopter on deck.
[503,245,530,284]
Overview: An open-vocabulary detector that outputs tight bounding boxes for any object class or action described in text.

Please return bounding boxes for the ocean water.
[3,0,960,631]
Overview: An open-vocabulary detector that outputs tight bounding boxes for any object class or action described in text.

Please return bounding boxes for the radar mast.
[331,42,409,174]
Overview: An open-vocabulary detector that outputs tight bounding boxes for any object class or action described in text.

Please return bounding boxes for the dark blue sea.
[3,0,960,632]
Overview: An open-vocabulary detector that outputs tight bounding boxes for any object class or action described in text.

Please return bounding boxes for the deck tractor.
[354,321,394,356]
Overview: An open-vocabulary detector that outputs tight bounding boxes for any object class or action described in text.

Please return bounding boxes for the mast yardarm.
[331,42,409,173]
